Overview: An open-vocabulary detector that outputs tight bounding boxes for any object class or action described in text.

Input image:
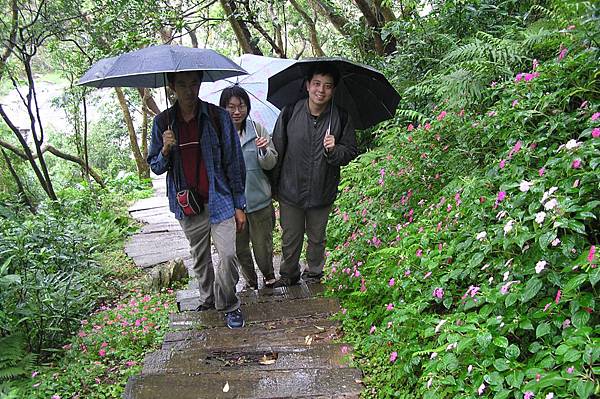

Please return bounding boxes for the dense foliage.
[325,5,599,398]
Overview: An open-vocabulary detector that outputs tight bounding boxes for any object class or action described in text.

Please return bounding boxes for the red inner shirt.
[178,114,209,202]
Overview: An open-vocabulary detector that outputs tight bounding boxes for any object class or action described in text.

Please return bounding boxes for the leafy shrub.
[326,20,599,399]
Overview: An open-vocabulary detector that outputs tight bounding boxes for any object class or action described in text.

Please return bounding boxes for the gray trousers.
[179,209,240,313]
[279,201,331,284]
[236,203,276,288]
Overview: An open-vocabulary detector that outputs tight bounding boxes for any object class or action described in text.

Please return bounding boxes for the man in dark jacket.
[272,63,358,287]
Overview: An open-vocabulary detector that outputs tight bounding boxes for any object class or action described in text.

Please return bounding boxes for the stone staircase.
[123,283,363,398]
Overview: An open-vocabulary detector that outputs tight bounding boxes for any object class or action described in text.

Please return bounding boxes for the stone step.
[162,317,340,351]
[125,231,191,269]
[123,367,363,399]
[142,343,352,375]
[178,282,326,311]
[169,297,340,330]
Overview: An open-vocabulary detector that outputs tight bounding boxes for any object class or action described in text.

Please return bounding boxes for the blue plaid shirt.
[147,100,246,223]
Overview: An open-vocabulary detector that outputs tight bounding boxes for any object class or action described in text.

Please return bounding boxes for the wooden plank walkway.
[123,175,363,398]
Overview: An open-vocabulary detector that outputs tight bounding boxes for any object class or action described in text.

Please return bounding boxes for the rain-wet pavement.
[124,176,363,398]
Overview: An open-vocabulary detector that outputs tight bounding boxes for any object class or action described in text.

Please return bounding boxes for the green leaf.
[505,344,520,360]
[493,336,509,348]
[505,292,518,307]
[494,358,510,371]
[519,319,533,330]
[505,370,524,388]
[469,252,485,268]
[521,277,542,303]
[538,231,556,250]
[575,380,594,398]
[590,268,600,286]
[564,274,587,293]
[493,391,510,399]
[477,332,493,348]
[563,349,581,362]
[536,322,551,338]
[572,310,590,328]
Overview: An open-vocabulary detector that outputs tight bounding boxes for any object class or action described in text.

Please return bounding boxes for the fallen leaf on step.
[223,382,230,392]
[259,354,277,365]
[314,325,325,331]
[305,335,313,346]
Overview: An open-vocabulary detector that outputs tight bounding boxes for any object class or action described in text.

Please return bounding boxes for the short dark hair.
[219,85,251,131]
[306,62,340,87]
[166,70,204,86]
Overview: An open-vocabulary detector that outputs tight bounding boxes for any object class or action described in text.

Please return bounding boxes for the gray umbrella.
[78,45,247,88]
[267,57,399,130]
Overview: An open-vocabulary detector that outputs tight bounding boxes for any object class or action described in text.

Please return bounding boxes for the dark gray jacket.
[272,99,358,209]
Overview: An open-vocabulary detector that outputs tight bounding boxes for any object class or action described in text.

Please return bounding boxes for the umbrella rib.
[343,72,397,118]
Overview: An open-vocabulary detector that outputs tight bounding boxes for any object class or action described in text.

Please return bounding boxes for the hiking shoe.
[225,308,245,329]
[264,278,278,288]
[301,271,323,283]
[194,302,215,312]
[271,278,300,288]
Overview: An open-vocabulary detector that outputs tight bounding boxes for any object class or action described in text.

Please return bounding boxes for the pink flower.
[555,290,562,304]
[558,45,568,61]
[592,128,600,138]
[432,288,444,299]
[491,81,497,87]
[515,73,524,82]
[404,269,411,276]
[341,345,349,354]
[424,122,431,130]
[416,249,423,257]
[478,383,486,395]
[52,396,61,399]
[386,303,394,311]
[424,271,432,279]
[591,112,600,121]
[488,110,497,117]
[101,342,108,348]
[532,59,539,70]
[538,167,545,176]
[370,325,376,334]
[497,191,506,202]
[388,278,395,287]
[524,391,535,399]
[572,159,581,169]
[437,111,447,121]
[390,351,398,362]
[458,109,465,117]
[588,246,596,262]
[99,349,106,357]
[462,285,480,299]
[566,367,574,374]
[407,123,414,131]
[499,159,506,169]
[512,99,519,107]
[508,140,522,158]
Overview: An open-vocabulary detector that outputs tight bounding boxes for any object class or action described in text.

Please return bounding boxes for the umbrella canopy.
[78,45,247,88]
[267,57,400,130]
[199,54,296,132]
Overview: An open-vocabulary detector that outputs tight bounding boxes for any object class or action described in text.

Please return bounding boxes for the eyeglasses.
[226,103,247,113]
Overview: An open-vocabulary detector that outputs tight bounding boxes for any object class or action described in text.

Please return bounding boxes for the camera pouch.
[176,189,204,216]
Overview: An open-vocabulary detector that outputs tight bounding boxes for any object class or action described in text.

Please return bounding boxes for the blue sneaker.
[225,308,245,329]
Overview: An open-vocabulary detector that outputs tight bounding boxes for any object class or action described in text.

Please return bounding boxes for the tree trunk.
[289,0,325,57]
[241,0,285,57]
[115,87,150,179]
[373,0,396,23]
[0,0,18,79]
[1,148,36,213]
[353,0,396,55]
[0,138,106,188]
[219,0,263,55]
[307,0,351,37]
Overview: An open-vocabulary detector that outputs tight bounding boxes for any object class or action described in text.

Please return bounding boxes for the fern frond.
[0,334,36,381]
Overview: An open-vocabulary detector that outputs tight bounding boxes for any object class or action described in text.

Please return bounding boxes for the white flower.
[519,180,533,192]
[535,211,546,225]
[545,393,554,399]
[467,364,473,374]
[551,238,561,246]
[476,231,487,241]
[548,186,558,195]
[565,139,581,150]
[430,352,438,359]
[496,210,508,220]
[478,383,486,395]
[446,342,457,351]
[434,319,447,333]
[427,377,433,388]
[535,260,547,273]
[503,271,510,281]
[488,276,494,284]
[544,198,558,210]
[504,220,515,235]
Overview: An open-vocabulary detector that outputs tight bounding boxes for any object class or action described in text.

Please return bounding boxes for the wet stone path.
[123,176,363,398]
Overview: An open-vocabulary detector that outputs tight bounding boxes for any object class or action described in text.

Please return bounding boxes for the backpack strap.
[207,103,224,163]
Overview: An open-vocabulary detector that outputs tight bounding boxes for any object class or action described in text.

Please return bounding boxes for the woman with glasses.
[220,86,278,289]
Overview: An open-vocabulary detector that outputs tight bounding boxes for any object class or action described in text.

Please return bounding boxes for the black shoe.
[194,302,215,312]
[225,308,245,329]
[301,271,323,283]
[263,278,278,288]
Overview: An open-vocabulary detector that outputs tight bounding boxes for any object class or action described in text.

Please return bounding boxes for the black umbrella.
[267,57,399,130]
[78,45,247,88]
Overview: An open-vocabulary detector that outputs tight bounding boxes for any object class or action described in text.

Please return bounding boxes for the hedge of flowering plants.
[14,289,176,398]
[325,26,598,399]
